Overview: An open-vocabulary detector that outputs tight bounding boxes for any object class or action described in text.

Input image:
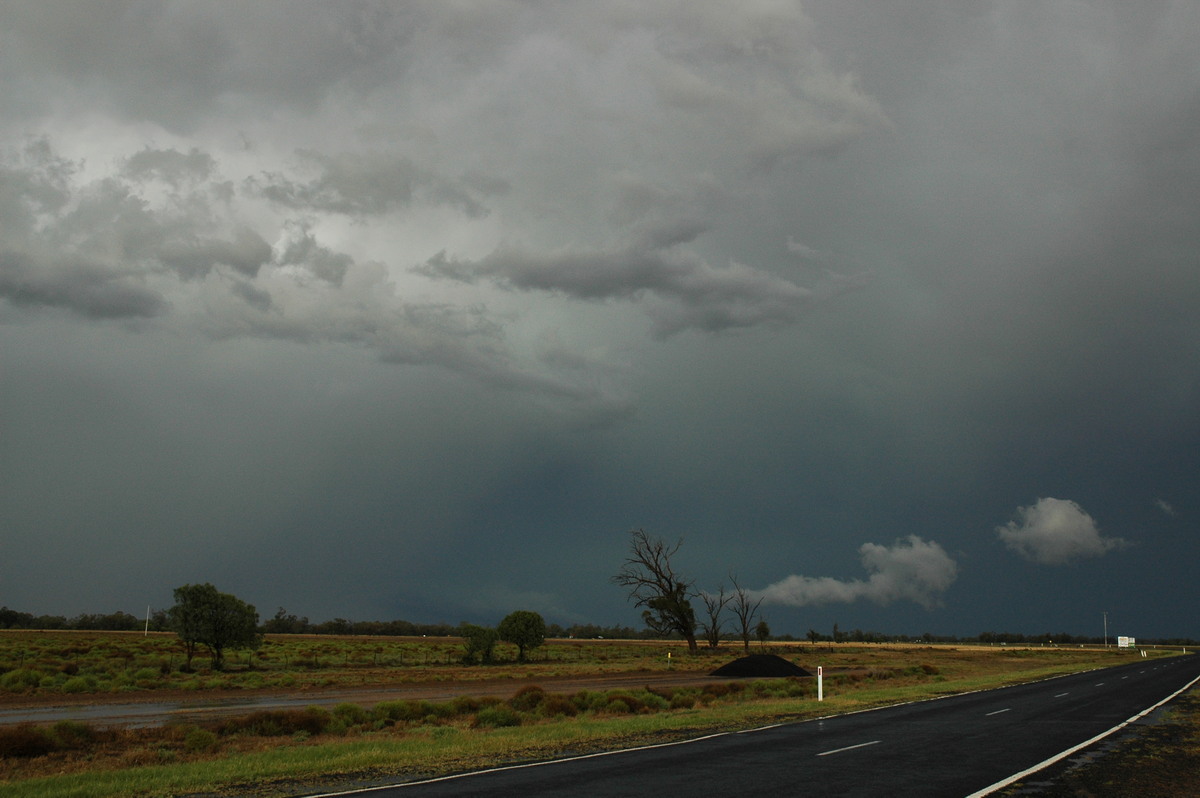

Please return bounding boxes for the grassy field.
[0,630,728,696]
[0,631,1190,797]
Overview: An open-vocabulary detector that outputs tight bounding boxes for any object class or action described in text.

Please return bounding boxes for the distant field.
[0,631,1187,798]
[0,629,1151,699]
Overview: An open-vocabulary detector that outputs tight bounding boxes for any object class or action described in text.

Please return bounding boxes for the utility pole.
[1103,611,1108,648]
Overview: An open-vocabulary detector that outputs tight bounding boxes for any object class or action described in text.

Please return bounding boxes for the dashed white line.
[817,740,881,757]
[968,667,1200,797]
[1054,692,1069,698]
[986,708,1011,716]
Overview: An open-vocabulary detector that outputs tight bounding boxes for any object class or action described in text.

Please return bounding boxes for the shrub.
[602,693,644,714]
[539,694,578,718]
[374,699,455,725]
[50,720,95,749]
[218,708,331,737]
[333,702,370,726]
[0,724,56,758]
[474,705,522,728]
[509,685,546,712]
[669,693,696,709]
[639,691,669,712]
[701,682,732,698]
[0,668,46,692]
[920,663,939,675]
[183,727,219,752]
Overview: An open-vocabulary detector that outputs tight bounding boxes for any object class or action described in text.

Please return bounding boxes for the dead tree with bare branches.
[699,585,731,649]
[612,529,699,653]
[730,574,765,654]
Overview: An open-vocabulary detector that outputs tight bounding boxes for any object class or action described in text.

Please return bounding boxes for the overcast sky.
[2,1,1197,640]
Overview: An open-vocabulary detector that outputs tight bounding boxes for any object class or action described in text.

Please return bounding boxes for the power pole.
[1103,611,1108,648]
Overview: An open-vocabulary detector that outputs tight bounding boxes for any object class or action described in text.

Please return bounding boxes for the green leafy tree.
[460,623,499,665]
[498,610,546,662]
[755,620,771,647]
[168,583,261,670]
[612,529,698,653]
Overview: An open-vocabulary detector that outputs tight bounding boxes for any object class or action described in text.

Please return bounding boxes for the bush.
[218,708,331,737]
[0,668,46,692]
[669,693,696,709]
[0,724,56,758]
[373,699,454,725]
[183,727,219,752]
[601,693,644,714]
[332,702,370,726]
[474,705,522,728]
[509,685,546,712]
[539,694,578,718]
[50,720,95,749]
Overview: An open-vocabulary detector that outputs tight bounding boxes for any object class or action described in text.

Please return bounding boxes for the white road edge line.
[304,731,733,796]
[966,667,1200,798]
[816,740,881,757]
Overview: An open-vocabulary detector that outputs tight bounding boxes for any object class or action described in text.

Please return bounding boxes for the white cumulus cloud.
[757,536,958,610]
[996,497,1128,565]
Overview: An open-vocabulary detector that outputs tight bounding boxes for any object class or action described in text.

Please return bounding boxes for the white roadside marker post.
[818,665,824,701]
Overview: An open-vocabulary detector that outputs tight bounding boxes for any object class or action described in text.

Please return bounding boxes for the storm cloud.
[1,2,1198,640]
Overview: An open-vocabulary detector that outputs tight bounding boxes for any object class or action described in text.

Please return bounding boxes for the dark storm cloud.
[3,1,1200,639]
[0,1,414,131]
[0,138,615,410]
[122,147,216,187]
[420,219,813,336]
[0,250,167,319]
[248,150,498,219]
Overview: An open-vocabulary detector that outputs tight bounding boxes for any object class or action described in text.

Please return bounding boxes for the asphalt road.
[311,654,1200,798]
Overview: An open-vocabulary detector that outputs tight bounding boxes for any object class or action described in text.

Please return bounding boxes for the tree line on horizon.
[0,604,654,641]
[4,603,1192,647]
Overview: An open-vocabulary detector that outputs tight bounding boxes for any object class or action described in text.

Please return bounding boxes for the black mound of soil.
[709,654,812,678]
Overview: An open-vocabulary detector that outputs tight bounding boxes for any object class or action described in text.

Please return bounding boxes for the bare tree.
[612,529,698,653]
[729,574,764,654]
[698,585,731,649]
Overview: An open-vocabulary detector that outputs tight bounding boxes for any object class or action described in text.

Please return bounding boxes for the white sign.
[1118,636,1135,648]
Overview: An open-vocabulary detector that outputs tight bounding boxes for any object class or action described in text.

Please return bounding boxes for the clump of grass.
[474,705,522,728]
